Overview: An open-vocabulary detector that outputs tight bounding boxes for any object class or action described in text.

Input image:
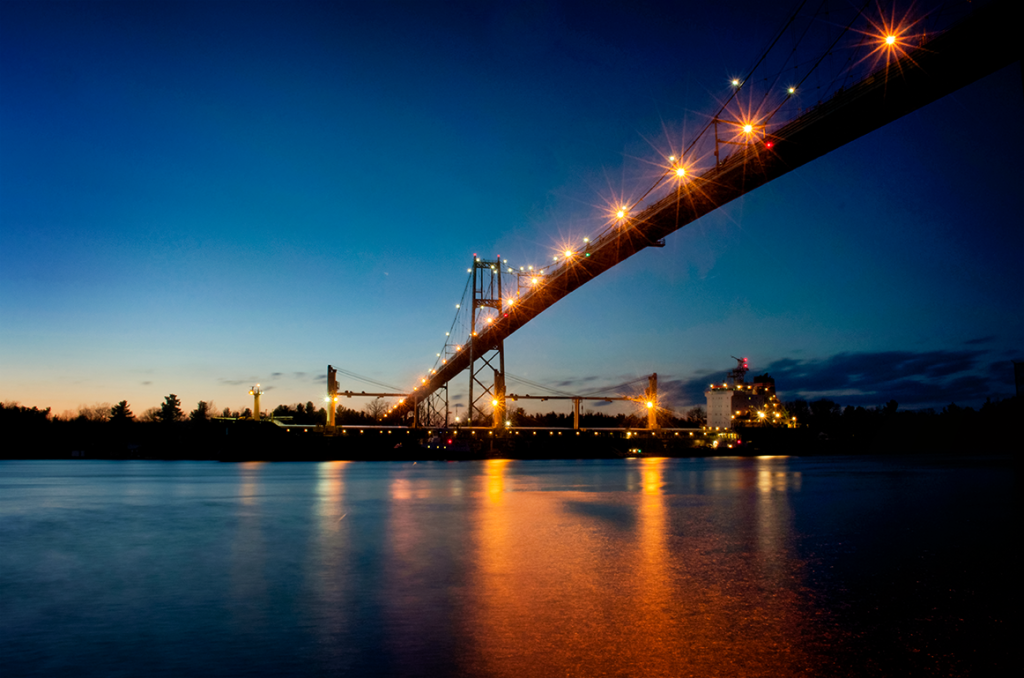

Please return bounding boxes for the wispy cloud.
[553,376,600,389]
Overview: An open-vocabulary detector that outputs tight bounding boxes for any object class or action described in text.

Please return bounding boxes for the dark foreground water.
[0,456,1013,677]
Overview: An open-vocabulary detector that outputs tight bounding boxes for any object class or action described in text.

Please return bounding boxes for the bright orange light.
[646,401,653,409]
[731,78,740,87]
[564,250,573,257]
[531,277,538,285]
[742,123,753,134]
[616,208,627,219]
[855,7,924,76]
[675,167,686,178]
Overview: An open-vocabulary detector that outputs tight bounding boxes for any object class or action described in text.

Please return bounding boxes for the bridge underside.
[393,0,1020,420]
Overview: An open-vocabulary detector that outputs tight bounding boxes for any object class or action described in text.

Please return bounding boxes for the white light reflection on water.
[229,462,269,630]
[311,461,351,670]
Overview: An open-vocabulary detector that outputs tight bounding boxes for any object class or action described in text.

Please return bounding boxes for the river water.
[0,456,1012,677]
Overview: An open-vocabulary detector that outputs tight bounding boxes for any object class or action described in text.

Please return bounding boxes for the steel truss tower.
[469,257,506,427]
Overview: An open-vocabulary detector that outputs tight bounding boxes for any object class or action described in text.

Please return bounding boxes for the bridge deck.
[394,0,1019,418]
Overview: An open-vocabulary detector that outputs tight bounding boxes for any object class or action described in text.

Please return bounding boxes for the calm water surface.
[0,456,1012,676]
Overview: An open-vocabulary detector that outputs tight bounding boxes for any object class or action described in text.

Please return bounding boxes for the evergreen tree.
[189,401,211,423]
[158,394,184,423]
[110,400,134,423]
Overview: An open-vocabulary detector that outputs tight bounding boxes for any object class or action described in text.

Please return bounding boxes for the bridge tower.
[468,256,506,427]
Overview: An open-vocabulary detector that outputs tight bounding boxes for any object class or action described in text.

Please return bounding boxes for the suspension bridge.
[327,0,1019,430]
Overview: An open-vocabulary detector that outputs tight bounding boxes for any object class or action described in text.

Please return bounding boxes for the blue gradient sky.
[2,0,1021,417]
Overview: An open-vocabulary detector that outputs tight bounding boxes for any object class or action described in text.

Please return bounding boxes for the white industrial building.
[705,358,782,429]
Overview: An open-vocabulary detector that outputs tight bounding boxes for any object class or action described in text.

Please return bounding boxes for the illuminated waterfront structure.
[705,358,783,429]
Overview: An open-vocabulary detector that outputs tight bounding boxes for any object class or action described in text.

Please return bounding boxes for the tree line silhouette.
[0,392,1018,459]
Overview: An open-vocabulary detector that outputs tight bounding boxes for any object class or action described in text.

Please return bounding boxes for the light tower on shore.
[646,373,659,430]
[327,365,338,429]
[249,384,264,421]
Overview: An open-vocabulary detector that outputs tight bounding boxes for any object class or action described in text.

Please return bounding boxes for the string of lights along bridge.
[341,0,1017,428]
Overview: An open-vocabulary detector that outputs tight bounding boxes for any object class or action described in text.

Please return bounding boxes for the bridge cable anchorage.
[325,364,412,430]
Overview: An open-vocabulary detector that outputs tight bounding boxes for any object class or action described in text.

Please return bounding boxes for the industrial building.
[705,358,787,429]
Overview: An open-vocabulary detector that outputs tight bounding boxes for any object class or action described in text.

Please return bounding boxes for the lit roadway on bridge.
[388,0,1018,421]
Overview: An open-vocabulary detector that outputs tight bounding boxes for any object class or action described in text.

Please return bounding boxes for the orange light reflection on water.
[463,458,817,676]
[317,460,349,523]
